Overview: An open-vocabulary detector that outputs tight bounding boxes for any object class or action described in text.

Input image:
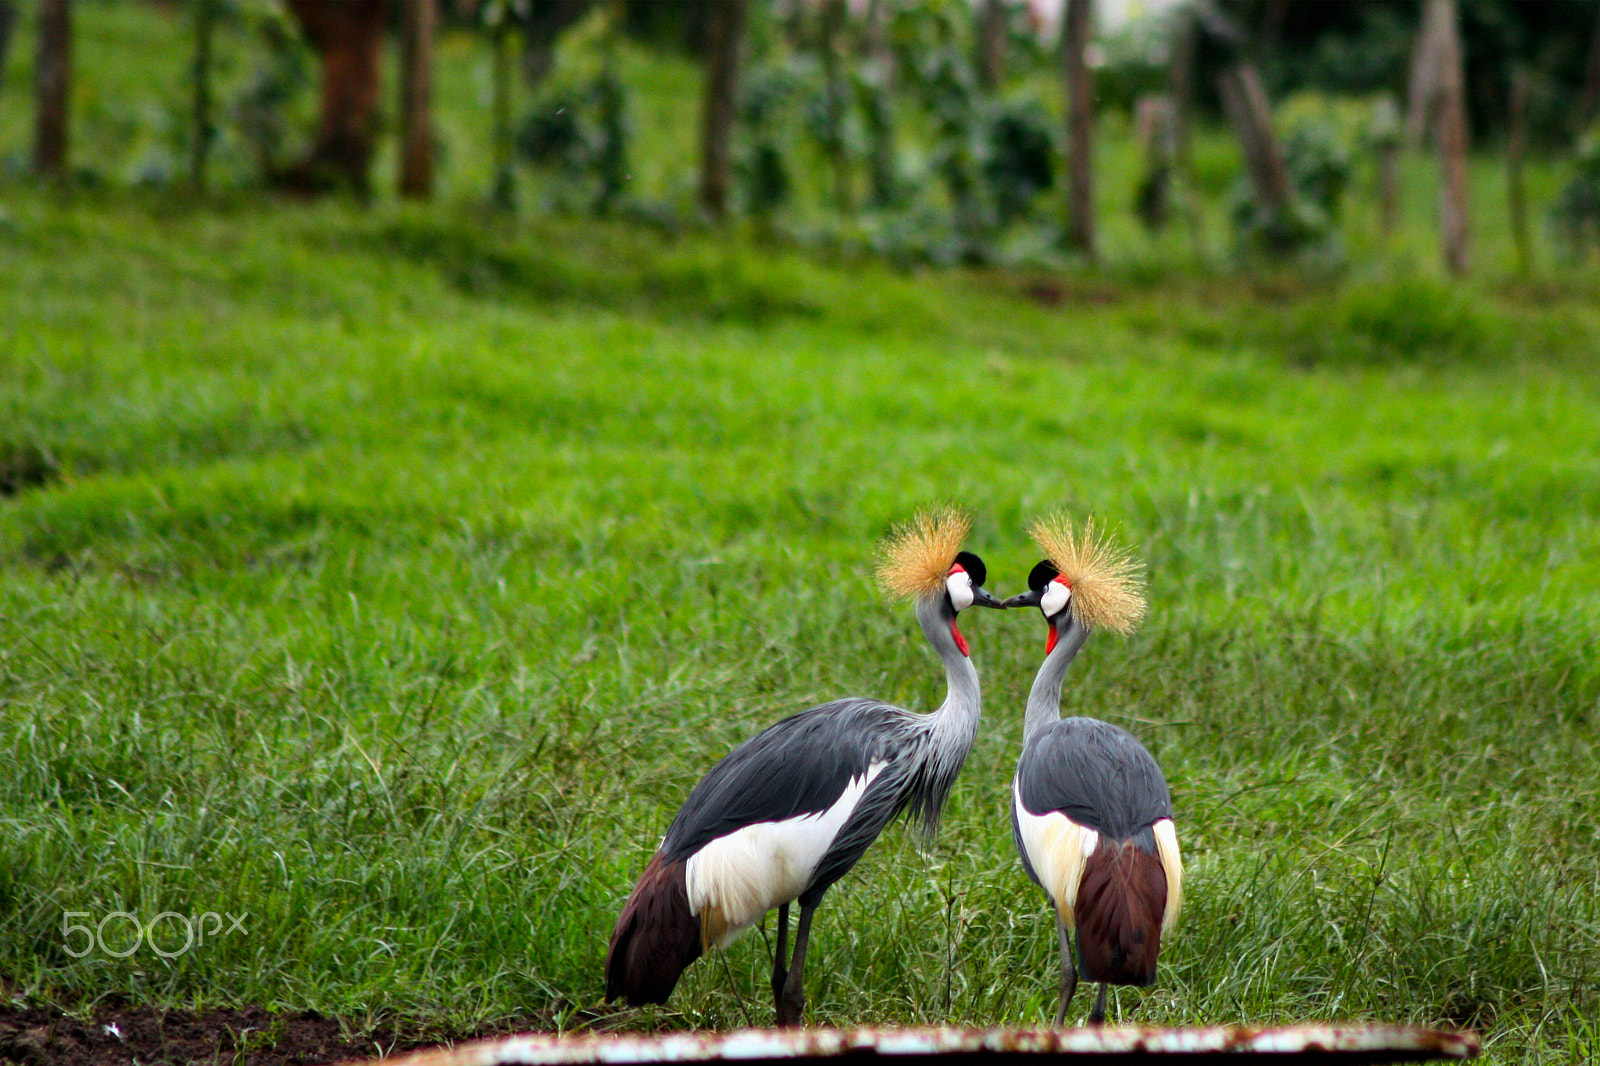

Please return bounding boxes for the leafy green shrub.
[1551,128,1600,258]
[1281,278,1501,367]
[1282,120,1351,220]
[516,68,632,215]
[517,92,587,167]
[737,65,803,217]
[1229,96,1365,260]
[1229,192,1334,260]
[0,441,60,498]
[1092,10,1178,116]
[981,101,1055,227]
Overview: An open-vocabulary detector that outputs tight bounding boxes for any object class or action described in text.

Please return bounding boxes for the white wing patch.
[1153,817,1183,933]
[686,761,887,950]
[1012,778,1099,930]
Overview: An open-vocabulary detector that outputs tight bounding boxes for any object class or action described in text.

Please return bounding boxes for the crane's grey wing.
[660,698,911,863]
[801,738,922,901]
[1015,717,1172,841]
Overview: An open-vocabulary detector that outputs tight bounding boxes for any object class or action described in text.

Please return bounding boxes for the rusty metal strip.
[363,1025,1479,1066]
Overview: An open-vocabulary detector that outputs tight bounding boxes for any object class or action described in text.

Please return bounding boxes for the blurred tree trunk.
[523,0,594,88]
[191,0,218,192]
[0,1,17,106]
[1405,0,1444,148]
[818,0,852,215]
[1217,62,1289,221]
[976,0,1005,91]
[1168,10,1205,259]
[1372,97,1401,238]
[1134,95,1174,232]
[33,0,71,181]
[1061,0,1095,260]
[697,0,746,219]
[398,0,436,199]
[864,0,898,207]
[277,0,388,196]
[499,0,595,212]
[1191,2,1288,237]
[1428,0,1470,276]
[1582,3,1600,132]
[1378,142,1400,235]
[1257,0,1287,64]
[593,22,627,215]
[1507,66,1530,274]
[489,13,516,210]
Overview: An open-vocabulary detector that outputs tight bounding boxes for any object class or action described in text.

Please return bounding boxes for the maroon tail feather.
[604,853,702,1006]
[1074,840,1168,986]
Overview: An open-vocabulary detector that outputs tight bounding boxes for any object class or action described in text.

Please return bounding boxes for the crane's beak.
[971,586,1005,609]
[1002,588,1043,610]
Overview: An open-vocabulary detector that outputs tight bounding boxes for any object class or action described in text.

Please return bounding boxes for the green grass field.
[4,6,1600,1065]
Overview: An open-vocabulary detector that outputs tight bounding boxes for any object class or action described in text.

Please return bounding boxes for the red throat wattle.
[950,619,970,657]
[1045,625,1059,655]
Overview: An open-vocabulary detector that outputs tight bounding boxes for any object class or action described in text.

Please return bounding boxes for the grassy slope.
[3,7,1600,1065]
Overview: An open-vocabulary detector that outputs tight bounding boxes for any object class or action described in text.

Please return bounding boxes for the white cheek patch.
[1040,579,1071,619]
[947,571,974,612]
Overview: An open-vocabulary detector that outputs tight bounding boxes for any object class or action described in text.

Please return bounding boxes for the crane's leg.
[774,902,816,1027]
[770,902,791,1009]
[1052,921,1077,1027]
[1087,983,1108,1026]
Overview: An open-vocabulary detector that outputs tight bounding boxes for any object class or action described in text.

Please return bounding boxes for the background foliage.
[2,3,1599,1065]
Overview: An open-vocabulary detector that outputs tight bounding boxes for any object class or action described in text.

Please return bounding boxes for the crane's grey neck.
[1023,613,1091,745]
[905,592,983,835]
[915,592,981,718]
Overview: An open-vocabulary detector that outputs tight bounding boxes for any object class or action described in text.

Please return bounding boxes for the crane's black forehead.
[953,550,986,587]
[1027,559,1060,592]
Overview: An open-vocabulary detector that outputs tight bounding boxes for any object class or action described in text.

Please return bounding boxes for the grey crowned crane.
[1003,516,1182,1027]
[604,509,1004,1026]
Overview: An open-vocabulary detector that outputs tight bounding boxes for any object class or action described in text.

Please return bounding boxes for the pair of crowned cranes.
[604,510,1181,1028]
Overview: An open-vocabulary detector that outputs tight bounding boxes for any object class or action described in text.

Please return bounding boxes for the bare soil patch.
[0,1003,546,1066]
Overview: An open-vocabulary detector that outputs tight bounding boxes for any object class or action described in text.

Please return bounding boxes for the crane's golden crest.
[877,508,972,600]
[1029,514,1146,635]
